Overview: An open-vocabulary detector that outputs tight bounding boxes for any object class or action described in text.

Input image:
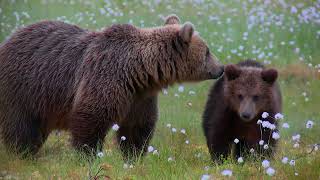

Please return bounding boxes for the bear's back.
[0,21,89,117]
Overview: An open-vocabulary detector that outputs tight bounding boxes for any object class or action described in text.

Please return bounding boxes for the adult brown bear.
[0,15,224,158]
[203,60,282,162]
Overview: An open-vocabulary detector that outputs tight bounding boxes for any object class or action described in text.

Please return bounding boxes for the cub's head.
[224,63,278,122]
[163,15,224,82]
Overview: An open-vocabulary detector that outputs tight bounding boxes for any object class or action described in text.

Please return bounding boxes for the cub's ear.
[225,64,241,81]
[261,68,278,84]
[164,14,180,25]
[179,22,194,43]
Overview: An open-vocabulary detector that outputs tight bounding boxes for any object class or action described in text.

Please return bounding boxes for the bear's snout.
[209,65,224,79]
[240,111,254,122]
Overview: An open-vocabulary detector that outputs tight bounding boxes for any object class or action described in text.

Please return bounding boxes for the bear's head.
[223,64,278,122]
[162,15,224,83]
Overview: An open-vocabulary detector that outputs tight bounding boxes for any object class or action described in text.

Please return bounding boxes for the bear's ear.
[261,68,278,84]
[225,64,241,81]
[179,22,194,43]
[164,14,180,25]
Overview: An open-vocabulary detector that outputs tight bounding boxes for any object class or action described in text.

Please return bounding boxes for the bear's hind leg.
[117,96,157,161]
[1,111,47,157]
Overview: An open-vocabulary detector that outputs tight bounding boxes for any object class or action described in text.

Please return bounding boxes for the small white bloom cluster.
[274,113,284,120]
[112,124,120,131]
[262,112,269,118]
[97,151,104,158]
[178,85,184,93]
[306,120,314,129]
[272,131,280,140]
[221,169,232,177]
[147,146,159,155]
[123,163,134,169]
[261,121,276,130]
[168,157,174,162]
[292,134,301,148]
[266,167,276,176]
[282,122,290,128]
[200,174,210,180]
[120,136,126,141]
[262,159,270,168]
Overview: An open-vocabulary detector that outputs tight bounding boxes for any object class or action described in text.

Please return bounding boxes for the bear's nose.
[240,112,251,120]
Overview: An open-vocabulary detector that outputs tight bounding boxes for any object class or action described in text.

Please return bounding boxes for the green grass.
[0,0,320,179]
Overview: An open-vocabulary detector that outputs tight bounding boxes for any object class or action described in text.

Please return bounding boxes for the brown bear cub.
[0,15,224,158]
[202,60,282,162]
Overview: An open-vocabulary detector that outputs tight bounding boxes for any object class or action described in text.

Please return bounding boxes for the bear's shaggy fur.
[0,15,224,158]
[202,60,282,162]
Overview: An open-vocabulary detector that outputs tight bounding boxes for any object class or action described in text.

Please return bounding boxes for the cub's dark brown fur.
[203,60,282,162]
[0,15,223,158]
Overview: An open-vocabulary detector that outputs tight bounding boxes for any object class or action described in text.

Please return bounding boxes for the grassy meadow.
[0,0,320,179]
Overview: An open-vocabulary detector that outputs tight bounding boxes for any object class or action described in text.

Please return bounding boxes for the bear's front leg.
[116,95,158,161]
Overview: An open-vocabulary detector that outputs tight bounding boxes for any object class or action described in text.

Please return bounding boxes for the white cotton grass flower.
[306,120,314,129]
[204,166,210,171]
[234,138,239,144]
[250,148,255,153]
[166,123,172,128]
[282,157,288,164]
[289,160,295,166]
[97,151,104,158]
[237,157,244,163]
[262,160,270,168]
[112,124,120,131]
[269,124,276,130]
[123,163,129,169]
[275,113,284,120]
[185,140,190,144]
[292,134,301,141]
[188,90,196,95]
[259,140,264,145]
[174,93,179,97]
[266,167,276,176]
[180,129,186,134]
[221,169,233,176]
[152,150,159,155]
[272,132,280,140]
[168,157,174,162]
[171,128,177,133]
[147,146,154,153]
[262,112,269,118]
[262,121,271,128]
[257,119,263,124]
[162,88,168,95]
[201,174,211,180]
[264,144,269,149]
[295,172,299,176]
[282,122,290,128]
[178,85,184,92]
[120,136,126,141]
[293,143,300,148]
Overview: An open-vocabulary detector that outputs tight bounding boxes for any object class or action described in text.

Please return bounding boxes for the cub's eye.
[238,94,243,100]
[253,95,259,101]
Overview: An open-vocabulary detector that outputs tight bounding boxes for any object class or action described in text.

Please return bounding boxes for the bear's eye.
[238,94,243,100]
[253,95,259,102]
[205,48,210,58]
